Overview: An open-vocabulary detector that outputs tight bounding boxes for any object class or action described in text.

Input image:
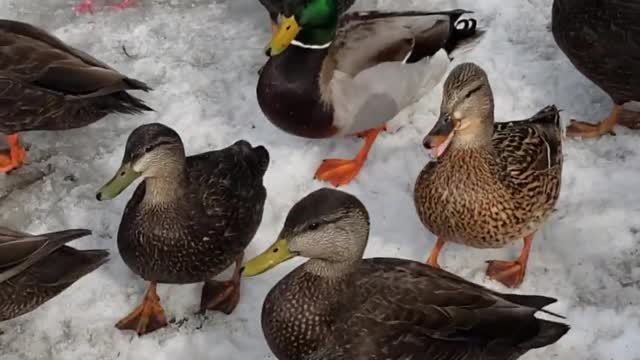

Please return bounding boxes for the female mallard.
[552,0,640,138]
[257,1,482,187]
[258,0,355,35]
[0,19,152,173]
[96,123,269,335]
[242,189,569,360]
[415,63,562,288]
[0,227,108,322]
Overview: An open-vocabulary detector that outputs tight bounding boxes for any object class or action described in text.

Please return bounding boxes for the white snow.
[0,0,638,359]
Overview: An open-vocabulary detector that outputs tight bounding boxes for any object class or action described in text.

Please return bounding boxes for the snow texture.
[0,0,638,359]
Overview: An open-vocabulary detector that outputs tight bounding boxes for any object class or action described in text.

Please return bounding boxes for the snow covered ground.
[0,0,638,359]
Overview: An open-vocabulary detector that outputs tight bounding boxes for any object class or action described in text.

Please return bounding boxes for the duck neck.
[297,26,336,48]
[451,115,493,150]
[303,258,361,278]
[141,163,188,205]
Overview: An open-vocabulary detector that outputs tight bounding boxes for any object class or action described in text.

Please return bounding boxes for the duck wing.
[316,258,568,359]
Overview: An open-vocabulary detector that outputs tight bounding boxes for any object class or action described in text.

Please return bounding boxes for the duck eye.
[144,145,154,153]
[307,223,320,231]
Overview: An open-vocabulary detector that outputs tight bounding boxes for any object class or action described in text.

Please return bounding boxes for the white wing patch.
[330,49,450,135]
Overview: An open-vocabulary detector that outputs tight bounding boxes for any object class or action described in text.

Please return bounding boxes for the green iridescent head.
[266,0,339,56]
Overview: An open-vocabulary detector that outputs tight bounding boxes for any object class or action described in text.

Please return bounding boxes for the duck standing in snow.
[0,227,108,322]
[96,123,269,335]
[243,188,569,360]
[552,0,640,138]
[257,0,483,187]
[415,63,562,288]
[0,19,152,173]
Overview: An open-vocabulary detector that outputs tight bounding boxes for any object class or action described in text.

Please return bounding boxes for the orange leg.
[426,237,445,268]
[0,134,27,173]
[314,124,385,187]
[116,282,168,336]
[486,234,534,288]
[199,253,243,315]
[566,104,621,138]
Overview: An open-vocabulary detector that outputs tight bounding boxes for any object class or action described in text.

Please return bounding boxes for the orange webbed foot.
[486,260,526,288]
[0,134,27,173]
[116,282,168,336]
[566,104,621,138]
[314,158,365,187]
[199,280,241,315]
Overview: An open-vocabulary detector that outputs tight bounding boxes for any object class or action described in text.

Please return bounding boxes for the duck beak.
[96,162,141,201]
[266,16,300,56]
[423,113,455,158]
[241,239,294,277]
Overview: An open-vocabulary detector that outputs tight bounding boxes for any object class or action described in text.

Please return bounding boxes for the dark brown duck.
[0,227,108,322]
[0,19,152,173]
[243,189,569,360]
[552,0,640,138]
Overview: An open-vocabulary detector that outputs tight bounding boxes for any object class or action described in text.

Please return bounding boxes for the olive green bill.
[266,16,300,56]
[96,162,141,201]
[241,239,295,277]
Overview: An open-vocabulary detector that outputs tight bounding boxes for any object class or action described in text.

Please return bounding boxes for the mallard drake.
[258,0,355,35]
[0,19,152,173]
[0,227,108,322]
[552,0,640,138]
[96,123,269,336]
[74,0,136,14]
[414,63,562,288]
[257,2,482,187]
[242,188,569,360]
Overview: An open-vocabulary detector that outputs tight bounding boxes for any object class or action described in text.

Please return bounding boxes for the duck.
[96,123,269,336]
[0,19,152,173]
[0,226,108,322]
[414,63,563,288]
[258,0,355,35]
[242,188,569,360]
[552,0,640,138]
[257,1,483,187]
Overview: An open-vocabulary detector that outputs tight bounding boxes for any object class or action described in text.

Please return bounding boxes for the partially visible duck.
[552,0,640,138]
[243,188,569,360]
[0,227,108,321]
[0,19,152,173]
[257,0,483,186]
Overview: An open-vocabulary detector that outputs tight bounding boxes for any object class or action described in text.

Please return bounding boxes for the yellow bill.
[96,162,141,201]
[242,239,294,277]
[266,16,300,56]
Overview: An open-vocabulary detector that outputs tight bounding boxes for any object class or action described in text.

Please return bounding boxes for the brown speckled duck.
[258,0,482,187]
[242,189,569,360]
[552,0,640,138]
[414,63,563,288]
[0,227,108,322]
[0,19,152,173]
[96,123,269,336]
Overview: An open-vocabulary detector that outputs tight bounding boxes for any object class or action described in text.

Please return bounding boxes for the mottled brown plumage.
[0,227,108,322]
[97,123,269,335]
[552,0,640,137]
[243,189,569,360]
[415,63,562,287]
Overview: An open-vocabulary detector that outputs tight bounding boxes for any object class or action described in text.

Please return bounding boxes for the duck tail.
[518,319,570,350]
[233,140,270,178]
[445,11,485,58]
[53,248,110,285]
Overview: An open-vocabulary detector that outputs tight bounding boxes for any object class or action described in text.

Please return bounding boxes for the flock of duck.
[0,0,636,358]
